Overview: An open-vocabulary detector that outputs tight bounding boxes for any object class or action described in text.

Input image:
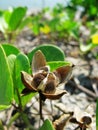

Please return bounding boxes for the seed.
[81,116,92,125]
[44,80,56,94]
[32,73,46,88]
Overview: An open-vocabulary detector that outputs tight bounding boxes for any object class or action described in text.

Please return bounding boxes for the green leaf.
[3,10,12,24]
[14,53,30,94]
[14,53,35,106]
[18,17,32,31]
[2,44,20,56]
[8,7,27,31]
[20,93,37,107]
[39,119,55,130]
[0,105,11,111]
[28,44,65,63]
[80,43,93,53]
[0,45,13,110]
[7,54,16,76]
[32,23,40,35]
[96,99,98,130]
[32,15,41,35]
[0,14,8,33]
[48,61,71,71]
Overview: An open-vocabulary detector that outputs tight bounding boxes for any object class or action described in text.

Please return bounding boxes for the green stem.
[7,112,20,129]
[7,112,34,130]
[21,113,34,130]
[0,120,4,130]
[16,88,23,111]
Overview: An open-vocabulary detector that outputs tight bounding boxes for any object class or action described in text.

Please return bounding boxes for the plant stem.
[7,112,20,129]
[21,113,34,130]
[7,112,34,130]
[0,120,4,130]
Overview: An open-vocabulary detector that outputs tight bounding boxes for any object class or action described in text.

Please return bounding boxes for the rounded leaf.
[14,53,35,106]
[7,54,16,76]
[47,61,71,72]
[0,45,13,110]
[8,7,27,31]
[39,119,55,130]
[14,53,30,93]
[28,44,65,63]
[2,44,20,56]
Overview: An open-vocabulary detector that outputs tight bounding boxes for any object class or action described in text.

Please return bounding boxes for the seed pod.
[44,80,56,94]
[80,116,92,125]
[32,73,46,88]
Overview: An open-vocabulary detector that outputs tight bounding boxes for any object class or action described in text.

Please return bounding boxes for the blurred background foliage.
[0,0,98,55]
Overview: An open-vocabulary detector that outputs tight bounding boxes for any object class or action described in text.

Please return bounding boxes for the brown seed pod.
[44,80,56,94]
[32,50,47,73]
[80,116,92,125]
[32,73,46,88]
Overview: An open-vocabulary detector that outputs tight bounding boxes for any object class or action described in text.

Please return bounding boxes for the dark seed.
[81,116,92,125]
[32,73,46,88]
[44,80,56,94]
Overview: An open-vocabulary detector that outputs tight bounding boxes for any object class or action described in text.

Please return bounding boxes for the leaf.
[0,13,8,33]
[14,53,35,106]
[28,44,65,63]
[2,44,20,56]
[0,105,11,111]
[80,43,93,53]
[8,7,27,31]
[32,15,41,35]
[39,119,55,130]
[18,17,32,31]
[0,45,13,110]
[21,93,36,106]
[7,54,16,76]
[14,53,30,96]
[47,61,71,71]
[3,10,12,24]
[32,23,40,35]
